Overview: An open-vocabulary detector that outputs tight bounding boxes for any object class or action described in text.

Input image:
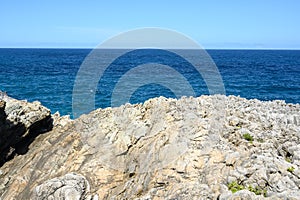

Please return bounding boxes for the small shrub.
[248,185,267,197]
[287,166,295,173]
[257,138,264,143]
[285,157,292,163]
[228,181,244,193]
[243,133,254,142]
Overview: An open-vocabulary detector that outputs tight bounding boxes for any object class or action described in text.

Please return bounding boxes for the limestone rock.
[0,96,52,166]
[0,95,300,199]
[33,173,90,200]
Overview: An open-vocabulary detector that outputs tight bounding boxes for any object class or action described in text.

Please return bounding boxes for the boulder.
[33,173,90,200]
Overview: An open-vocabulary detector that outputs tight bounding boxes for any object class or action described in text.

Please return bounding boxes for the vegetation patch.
[248,185,267,197]
[285,158,292,163]
[228,181,244,193]
[243,133,254,142]
[257,138,264,143]
[287,166,295,173]
[228,181,267,197]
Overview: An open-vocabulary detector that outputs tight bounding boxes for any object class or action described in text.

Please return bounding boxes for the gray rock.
[225,151,240,166]
[32,173,90,200]
[219,190,261,200]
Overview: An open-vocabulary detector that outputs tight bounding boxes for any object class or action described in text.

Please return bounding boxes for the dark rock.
[0,96,53,166]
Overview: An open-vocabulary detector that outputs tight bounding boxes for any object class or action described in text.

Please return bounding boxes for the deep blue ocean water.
[0,49,299,118]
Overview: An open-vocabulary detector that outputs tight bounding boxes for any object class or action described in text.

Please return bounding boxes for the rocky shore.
[0,95,299,199]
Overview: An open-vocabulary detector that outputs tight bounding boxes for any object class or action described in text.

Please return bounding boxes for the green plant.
[285,157,292,163]
[287,166,295,173]
[257,138,264,143]
[248,185,267,197]
[228,181,244,193]
[243,133,254,142]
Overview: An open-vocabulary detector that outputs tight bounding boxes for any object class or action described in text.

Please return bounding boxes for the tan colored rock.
[0,95,300,199]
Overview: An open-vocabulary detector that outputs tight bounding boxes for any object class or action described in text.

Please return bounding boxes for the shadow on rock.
[0,99,53,167]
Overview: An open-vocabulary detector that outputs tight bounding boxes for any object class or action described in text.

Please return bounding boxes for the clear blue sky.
[1,0,299,49]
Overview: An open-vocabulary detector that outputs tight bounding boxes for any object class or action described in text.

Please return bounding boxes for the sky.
[0,0,299,49]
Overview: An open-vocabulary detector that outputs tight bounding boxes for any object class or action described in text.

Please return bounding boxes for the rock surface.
[0,95,300,199]
[32,173,91,200]
[0,95,52,166]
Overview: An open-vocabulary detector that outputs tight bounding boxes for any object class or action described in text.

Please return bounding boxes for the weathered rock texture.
[0,96,52,166]
[0,95,299,199]
[32,173,91,200]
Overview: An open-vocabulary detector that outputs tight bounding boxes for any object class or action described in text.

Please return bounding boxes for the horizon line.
[1,47,300,50]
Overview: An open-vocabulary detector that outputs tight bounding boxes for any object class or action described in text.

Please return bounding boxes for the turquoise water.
[0,49,299,118]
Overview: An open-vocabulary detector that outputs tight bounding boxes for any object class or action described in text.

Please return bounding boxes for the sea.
[0,49,299,118]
